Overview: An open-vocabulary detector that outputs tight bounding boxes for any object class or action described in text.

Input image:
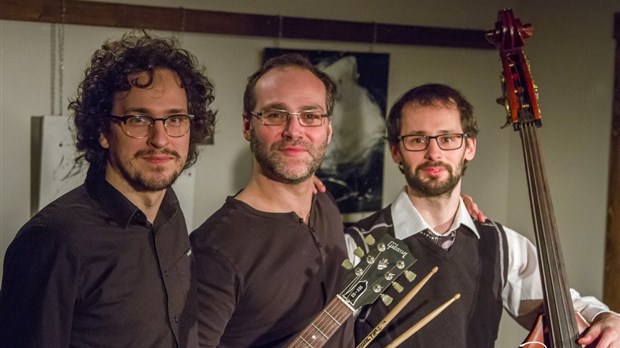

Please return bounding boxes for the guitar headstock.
[486,9,541,131]
[339,234,416,309]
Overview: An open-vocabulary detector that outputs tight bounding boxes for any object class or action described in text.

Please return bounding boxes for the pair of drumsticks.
[356,266,461,348]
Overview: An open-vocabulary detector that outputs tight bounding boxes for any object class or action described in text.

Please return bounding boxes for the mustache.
[134,148,181,160]
[273,139,310,151]
[416,161,450,171]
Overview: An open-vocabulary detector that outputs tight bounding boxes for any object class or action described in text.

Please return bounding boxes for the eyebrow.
[261,103,325,111]
[403,130,462,136]
[120,107,188,115]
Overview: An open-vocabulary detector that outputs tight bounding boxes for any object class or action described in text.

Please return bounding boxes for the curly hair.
[386,83,478,145]
[242,53,337,117]
[69,31,216,173]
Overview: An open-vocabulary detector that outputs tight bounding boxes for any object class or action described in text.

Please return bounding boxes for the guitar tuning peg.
[392,281,404,293]
[364,235,376,246]
[381,294,393,306]
[341,259,353,270]
[404,270,417,283]
[353,247,365,258]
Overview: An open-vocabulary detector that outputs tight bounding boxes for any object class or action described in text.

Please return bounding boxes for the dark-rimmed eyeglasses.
[107,114,193,139]
[249,109,329,127]
[398,133,470,152]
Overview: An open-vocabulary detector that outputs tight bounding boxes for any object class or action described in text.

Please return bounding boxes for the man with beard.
[191,54,354,347]
[346,84,620,347]
[0,32,216,347]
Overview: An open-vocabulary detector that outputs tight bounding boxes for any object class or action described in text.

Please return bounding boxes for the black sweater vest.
[347,207,508,348]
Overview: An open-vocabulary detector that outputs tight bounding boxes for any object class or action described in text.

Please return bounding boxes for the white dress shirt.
[345,187,611,323]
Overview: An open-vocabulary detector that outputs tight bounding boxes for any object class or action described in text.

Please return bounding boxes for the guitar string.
[296,255,368,346]
[299,262,402,346]
[340,246,386,294]
[293,245,409,346]
[293,299,345,346]
[300,299,348,344]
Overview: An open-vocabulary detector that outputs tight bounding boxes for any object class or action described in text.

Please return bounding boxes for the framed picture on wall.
[263,49,390,222]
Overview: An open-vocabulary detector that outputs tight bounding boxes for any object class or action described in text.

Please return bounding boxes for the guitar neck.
[287,295,352,348]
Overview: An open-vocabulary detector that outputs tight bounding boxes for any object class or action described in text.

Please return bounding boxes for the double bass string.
[488,9,583,347]
[520,120,580,345]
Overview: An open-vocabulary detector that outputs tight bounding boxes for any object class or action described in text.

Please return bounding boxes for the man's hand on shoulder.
[461,193,487,222]
[312,175,326,194]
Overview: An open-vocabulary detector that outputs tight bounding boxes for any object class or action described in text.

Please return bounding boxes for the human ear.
[242,115,252,141]
[389,143,402,164]
[464,137,477,161]
[99,133,110,149]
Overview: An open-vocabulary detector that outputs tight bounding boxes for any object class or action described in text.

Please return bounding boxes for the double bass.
[485,9,589,348]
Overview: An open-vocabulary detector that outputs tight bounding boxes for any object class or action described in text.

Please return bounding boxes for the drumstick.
[356,266,439,348]
[385,293,462,348]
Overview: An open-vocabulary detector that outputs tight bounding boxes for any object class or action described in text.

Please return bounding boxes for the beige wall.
[1,0,618,345]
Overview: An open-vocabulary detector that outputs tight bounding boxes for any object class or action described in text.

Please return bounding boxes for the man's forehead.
[257,66,318,84]
[406,99,457,111]
[401,103,462,131]
[254,67,327,108]
[112,68,188,111]
[126,68,182,88]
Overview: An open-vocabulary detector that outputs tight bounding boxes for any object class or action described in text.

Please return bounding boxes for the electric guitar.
[287,233,417,348]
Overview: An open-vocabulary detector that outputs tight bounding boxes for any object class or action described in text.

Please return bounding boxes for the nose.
[147,121,170,148]
[282,114,303,139]
[424,137,443,160]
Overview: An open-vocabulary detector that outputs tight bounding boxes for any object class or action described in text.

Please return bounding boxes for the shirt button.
[174,316,179,323]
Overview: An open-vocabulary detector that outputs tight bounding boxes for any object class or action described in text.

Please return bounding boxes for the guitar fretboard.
[287,296,352,348]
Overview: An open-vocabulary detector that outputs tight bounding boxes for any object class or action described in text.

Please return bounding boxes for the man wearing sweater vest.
[346,83,620,347]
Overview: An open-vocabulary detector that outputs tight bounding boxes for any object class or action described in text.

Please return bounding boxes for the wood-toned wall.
[0,0,492,49]
[604,12,620,311]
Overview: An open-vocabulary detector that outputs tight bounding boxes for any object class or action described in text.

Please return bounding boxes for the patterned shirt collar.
[390,187,479,240]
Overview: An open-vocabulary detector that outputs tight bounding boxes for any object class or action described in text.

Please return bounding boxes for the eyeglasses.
[249,109,329,127]
[107,114,193,139]
[398,133,469,152]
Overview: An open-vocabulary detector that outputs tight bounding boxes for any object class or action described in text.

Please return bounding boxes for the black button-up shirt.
[0,168,198,347]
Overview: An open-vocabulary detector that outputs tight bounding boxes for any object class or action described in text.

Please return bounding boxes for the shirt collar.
[390,187,479,240]
[85,166,179,228]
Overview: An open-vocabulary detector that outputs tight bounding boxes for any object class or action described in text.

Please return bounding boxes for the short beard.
[405,161,462,198]
[120,149,183,192]
[125,168,181,192]
[250,127,327,185]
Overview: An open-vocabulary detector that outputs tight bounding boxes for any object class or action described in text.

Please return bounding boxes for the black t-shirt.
[191,192,355,348]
